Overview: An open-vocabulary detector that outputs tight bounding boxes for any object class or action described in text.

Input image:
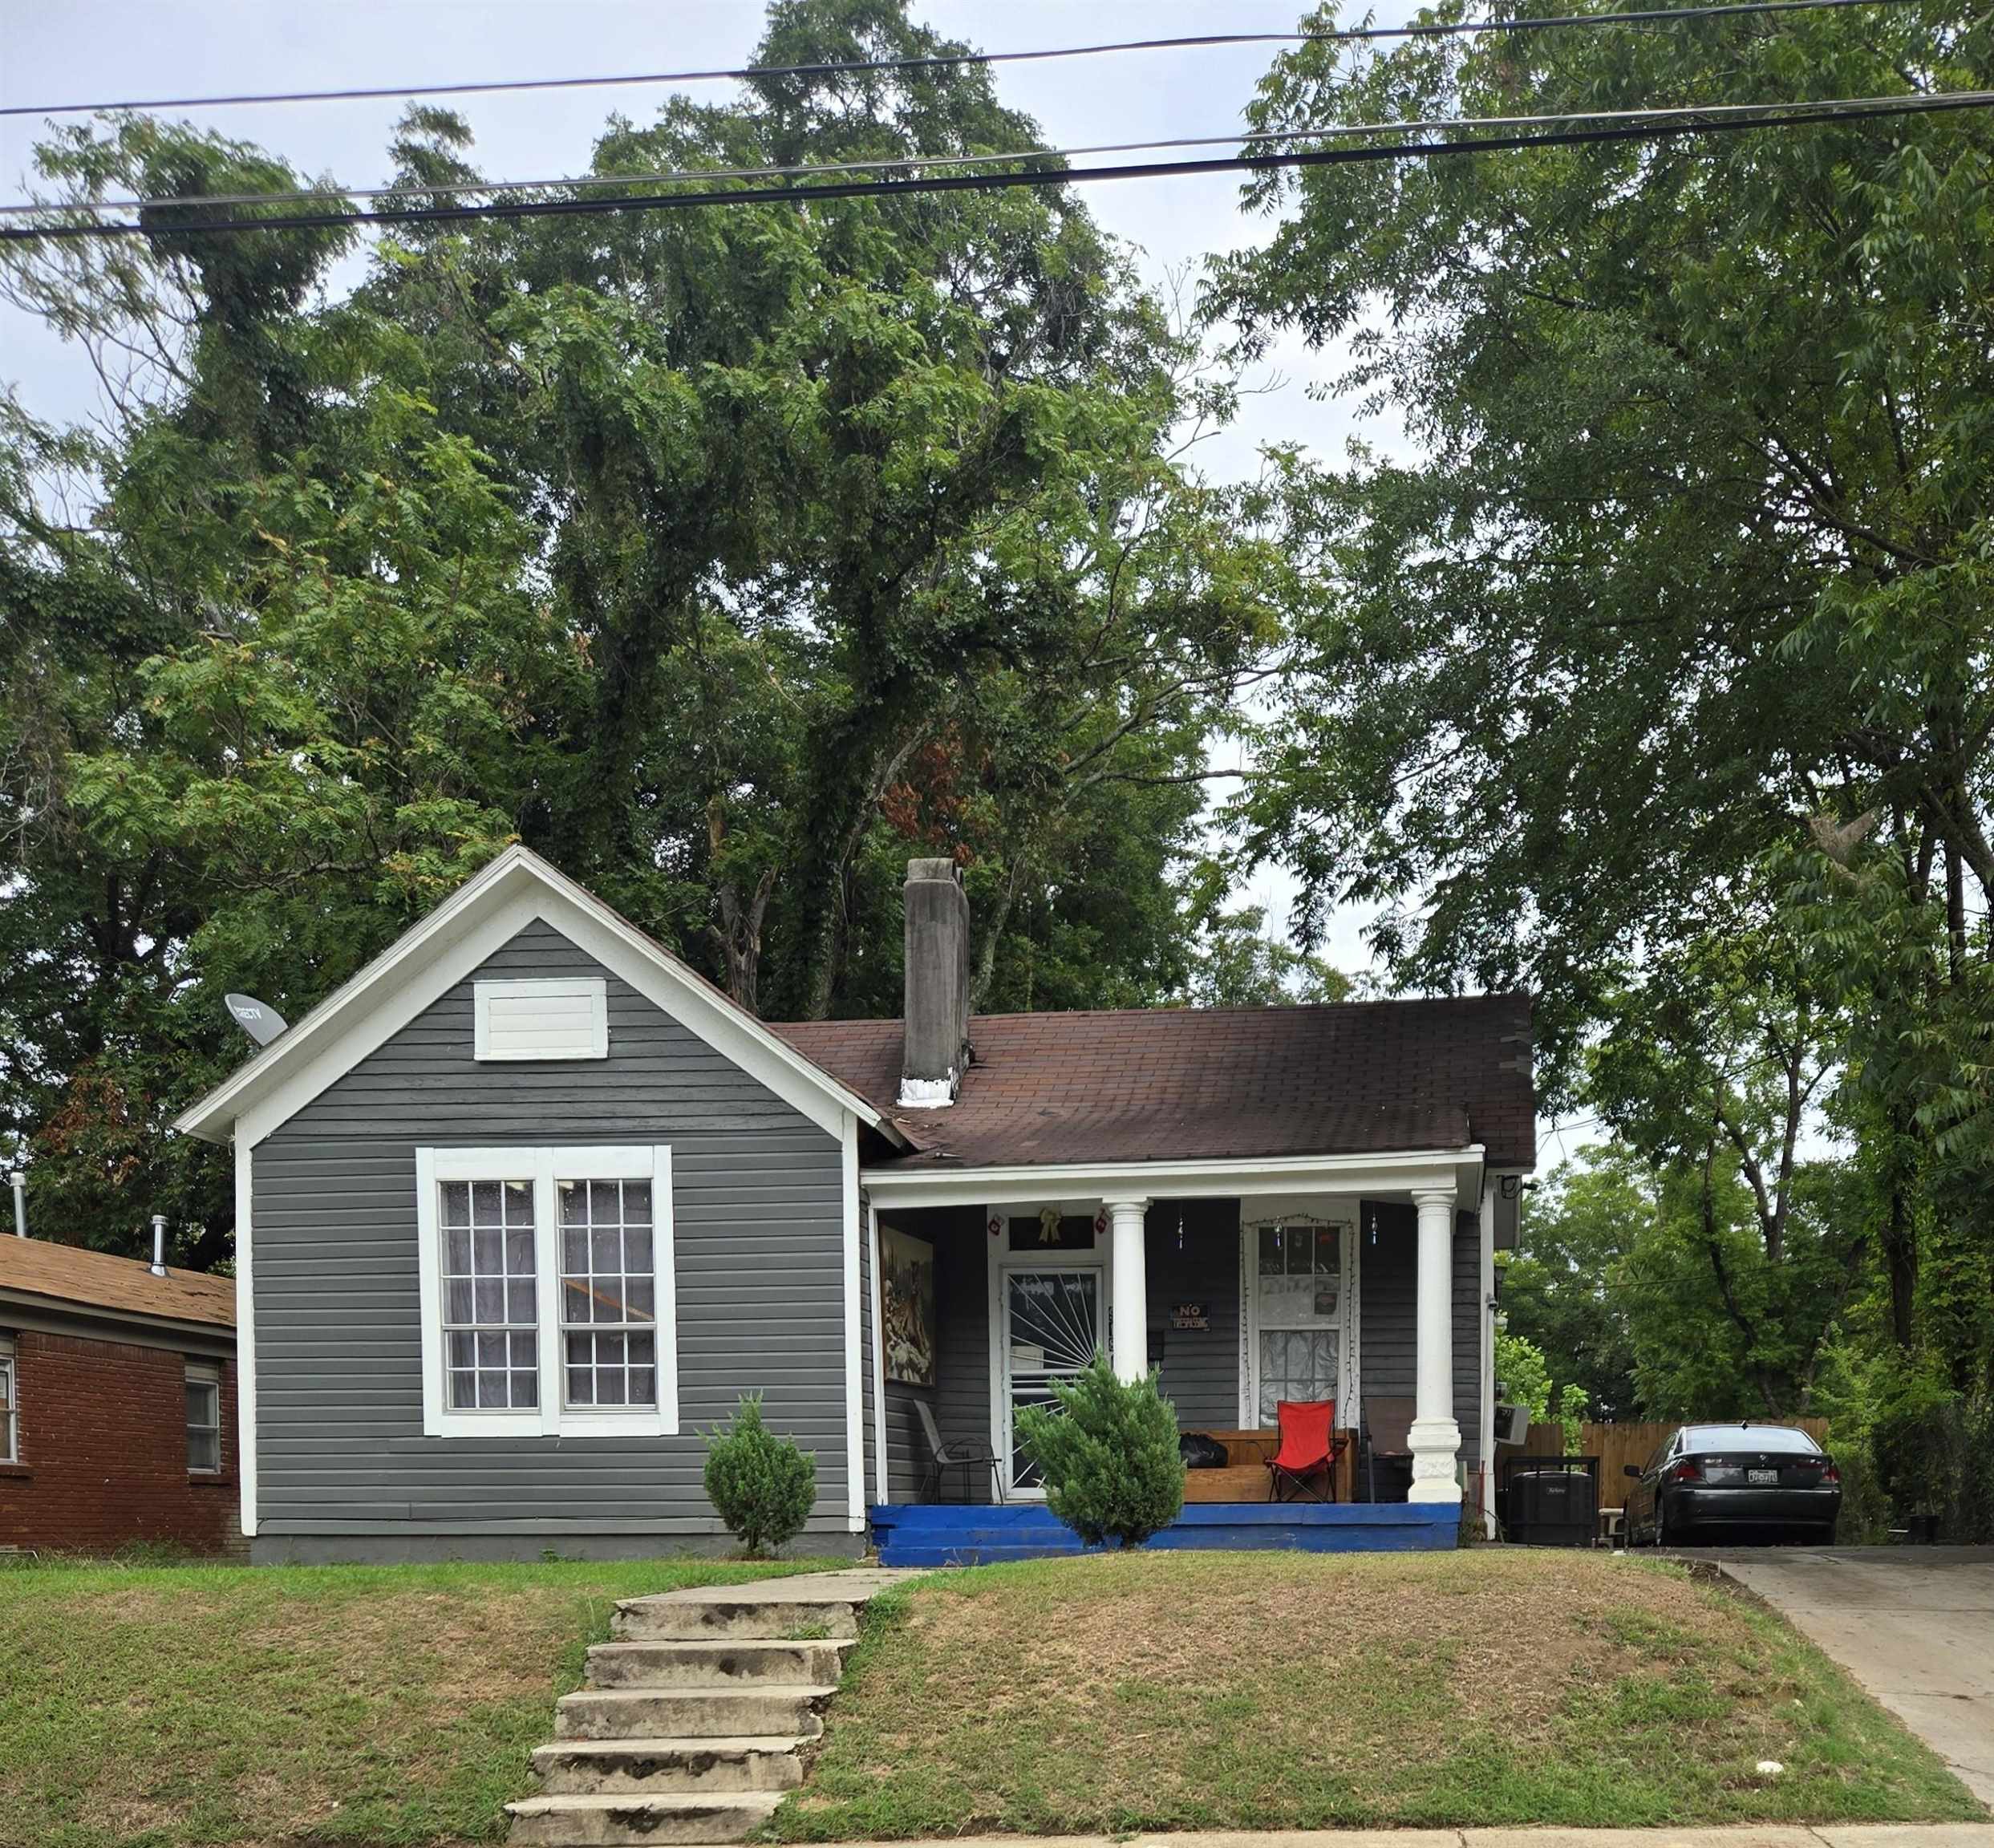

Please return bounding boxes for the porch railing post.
[1105,1198,1151,1384]
[1408,1185,1464,1503]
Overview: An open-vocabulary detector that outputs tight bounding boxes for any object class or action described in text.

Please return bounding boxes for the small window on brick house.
[0,1335,17,1464]
[185,1364,221,1473]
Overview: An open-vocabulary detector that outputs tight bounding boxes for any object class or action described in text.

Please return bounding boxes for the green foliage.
[1013,1354,1184,1548]
[0,0,1291,1264]
[1502,1159,1644,1420]
[1177,896,1352,1008]
[1514,1149,1873,1423]
[1493,1330,1587,1452]
[703,1394,817,1557]
[1212,0,1994,1387]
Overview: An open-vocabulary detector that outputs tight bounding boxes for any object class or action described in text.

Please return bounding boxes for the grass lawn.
[0,1553,836,1848]
[769,1549,1987,1839]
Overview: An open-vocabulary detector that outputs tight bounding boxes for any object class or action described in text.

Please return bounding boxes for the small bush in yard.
[1015,1352,1184,1548]
[704,1394,816,1555]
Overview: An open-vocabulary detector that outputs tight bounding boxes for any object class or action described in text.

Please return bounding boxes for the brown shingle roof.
[773,993,1534,1172]
[0,1238,236,1331]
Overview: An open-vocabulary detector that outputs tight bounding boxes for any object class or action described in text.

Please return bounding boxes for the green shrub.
[703,1393,817,1555]
[1870,1370,1964,1519]
[1014,1353,1184,1548]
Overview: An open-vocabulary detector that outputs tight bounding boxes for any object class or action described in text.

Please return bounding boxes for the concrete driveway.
[1704,1546,1994,1808]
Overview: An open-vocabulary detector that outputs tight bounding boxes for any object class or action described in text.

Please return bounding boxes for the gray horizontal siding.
[880,1208,987,1503]
[1356,1198,1483,1471]
[253,919,851,1543]
[1146,1198,1240,1431]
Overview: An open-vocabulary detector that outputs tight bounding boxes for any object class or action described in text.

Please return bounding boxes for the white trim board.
[866,1195,888,1507]
[841,1116,866,1534]
[862,1147,1485,1211]
[176,845,904,1150]
[234,1136,257,1538]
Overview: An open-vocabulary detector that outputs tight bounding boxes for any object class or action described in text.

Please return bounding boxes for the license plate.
[1748,1468,1778,1485]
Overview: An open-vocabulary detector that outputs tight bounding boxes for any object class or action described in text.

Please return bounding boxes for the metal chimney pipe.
[9,1172,24,1238]
[150,1212,168,1278]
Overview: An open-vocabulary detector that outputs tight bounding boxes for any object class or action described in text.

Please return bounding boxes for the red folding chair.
[1269,1399,1348,1502]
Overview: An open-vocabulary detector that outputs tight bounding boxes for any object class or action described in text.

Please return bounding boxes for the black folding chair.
[914,1398,1005,1504]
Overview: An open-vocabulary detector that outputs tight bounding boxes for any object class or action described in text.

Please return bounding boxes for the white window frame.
[472,978,609,1063]
[415,1145,678,1438]
[185,1361,222,1474]
[0,1335,17,1464]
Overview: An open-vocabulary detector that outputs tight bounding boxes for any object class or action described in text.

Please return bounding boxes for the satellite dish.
[225,993,288,1047]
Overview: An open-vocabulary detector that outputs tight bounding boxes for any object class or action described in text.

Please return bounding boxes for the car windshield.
[1681,1424,1820,1454]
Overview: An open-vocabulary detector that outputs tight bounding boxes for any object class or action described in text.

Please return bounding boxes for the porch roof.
[773,992,1534,1172]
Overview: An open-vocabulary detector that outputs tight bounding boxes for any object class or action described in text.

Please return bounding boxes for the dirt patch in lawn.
[769,1549,1985,1840]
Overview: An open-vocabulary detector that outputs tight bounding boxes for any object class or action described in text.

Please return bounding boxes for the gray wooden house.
[176,849,1533,1562]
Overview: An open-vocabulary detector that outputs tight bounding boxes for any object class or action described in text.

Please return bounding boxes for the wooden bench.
[1181,1427,1359,1502]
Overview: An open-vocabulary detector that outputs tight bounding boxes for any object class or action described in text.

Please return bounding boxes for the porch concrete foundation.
[869,1500,1461,1566]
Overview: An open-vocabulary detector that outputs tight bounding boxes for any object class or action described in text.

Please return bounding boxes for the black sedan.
[1623,1423,1841,1546]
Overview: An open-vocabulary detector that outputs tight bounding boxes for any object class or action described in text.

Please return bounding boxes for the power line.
[10,90,1966,219]
[4,88,1985,245]
[0,0,1923,120]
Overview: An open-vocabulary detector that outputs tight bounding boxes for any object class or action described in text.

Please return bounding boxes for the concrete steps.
[508,1570,909,1847]
[508,1792,784,1846]
[555,1684,835,1742]
[611,1593,864,1642]
[586,1637,851,1688]
[529,1737,808,1796]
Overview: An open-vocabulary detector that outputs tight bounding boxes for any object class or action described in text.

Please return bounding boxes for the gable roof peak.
[173,844,901,1149]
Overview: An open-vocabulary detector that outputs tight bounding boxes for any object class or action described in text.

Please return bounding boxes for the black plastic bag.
[1180,1432,1230,1470]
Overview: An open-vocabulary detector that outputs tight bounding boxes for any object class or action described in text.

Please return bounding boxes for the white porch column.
[1106,1198,1151,1383]
[1408,1186,1463,1503]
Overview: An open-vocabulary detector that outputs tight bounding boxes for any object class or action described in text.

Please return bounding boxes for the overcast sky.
[0,0,1438,1015]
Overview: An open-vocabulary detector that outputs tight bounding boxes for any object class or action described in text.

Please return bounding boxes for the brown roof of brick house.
[773,993,1534,1172]
[0,1237,236,1331]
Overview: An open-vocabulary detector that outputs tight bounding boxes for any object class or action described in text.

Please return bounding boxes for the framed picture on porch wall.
[881,1225,937,1388]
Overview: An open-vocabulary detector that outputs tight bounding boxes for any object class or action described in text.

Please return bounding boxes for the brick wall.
[0,1327,243,1557]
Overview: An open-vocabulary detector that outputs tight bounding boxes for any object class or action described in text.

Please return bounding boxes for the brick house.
[0,1235,241,1556]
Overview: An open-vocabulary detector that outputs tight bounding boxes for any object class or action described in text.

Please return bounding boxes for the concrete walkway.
[1705,1547,1994,1808]
[784,1830,1994,1848]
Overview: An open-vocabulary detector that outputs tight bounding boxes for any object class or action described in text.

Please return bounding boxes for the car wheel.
[1653,1500,1668,1548]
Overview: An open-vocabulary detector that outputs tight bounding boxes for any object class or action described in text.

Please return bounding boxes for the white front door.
[1001,1266,1104,1494]
[1245,1217,1356,1427]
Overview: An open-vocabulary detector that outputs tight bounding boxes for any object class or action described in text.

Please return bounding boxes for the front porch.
[862,1158,1495,1561]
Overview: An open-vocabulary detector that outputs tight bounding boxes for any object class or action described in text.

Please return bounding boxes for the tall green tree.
[0,0,1285,1262]
[1213,0,1994,1370]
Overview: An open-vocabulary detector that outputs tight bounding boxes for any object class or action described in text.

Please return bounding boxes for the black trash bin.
[1502,1455,1599,1546]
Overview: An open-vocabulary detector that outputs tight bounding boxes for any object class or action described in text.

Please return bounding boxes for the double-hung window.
[0,1335,16,1464]
[185,1363,222,1473]
[416,1145,677,1438]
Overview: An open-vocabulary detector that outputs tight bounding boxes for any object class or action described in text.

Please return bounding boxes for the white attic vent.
[473,978,609,1062]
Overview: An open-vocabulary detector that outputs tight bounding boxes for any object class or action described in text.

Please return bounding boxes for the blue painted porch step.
[870,1498,1460,1564]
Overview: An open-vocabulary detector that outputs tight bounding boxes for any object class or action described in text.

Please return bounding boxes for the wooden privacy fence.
[1515,1419,1831,1497]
